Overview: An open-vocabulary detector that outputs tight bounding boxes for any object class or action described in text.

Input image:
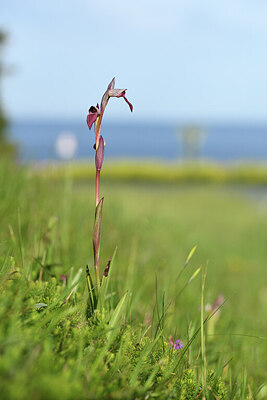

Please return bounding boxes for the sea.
[8,119,267,162]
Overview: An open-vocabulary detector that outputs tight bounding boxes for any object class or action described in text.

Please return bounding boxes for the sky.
[1,0,267,122]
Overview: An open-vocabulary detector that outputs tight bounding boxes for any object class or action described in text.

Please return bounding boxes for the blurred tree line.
[0,30,16,157]
[0,30,8,143]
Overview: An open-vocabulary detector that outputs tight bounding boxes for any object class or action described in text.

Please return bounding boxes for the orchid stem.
[87,78,133,300]
[94,169,101,292]
[94,249,100,293]
[96,170,100,207]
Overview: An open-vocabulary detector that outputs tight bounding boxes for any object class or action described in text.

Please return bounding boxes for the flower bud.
[95,135,104,171]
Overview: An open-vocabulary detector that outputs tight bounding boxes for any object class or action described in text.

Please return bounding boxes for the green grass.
[1,159,267,399]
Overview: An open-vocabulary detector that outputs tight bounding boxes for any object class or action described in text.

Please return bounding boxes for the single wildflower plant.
[86,77,133,302]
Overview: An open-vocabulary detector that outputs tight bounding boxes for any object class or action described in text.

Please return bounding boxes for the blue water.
[9,119,267,162]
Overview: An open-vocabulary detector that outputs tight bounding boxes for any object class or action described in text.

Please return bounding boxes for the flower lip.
[89,105,98,113]
[101,80,133,113]
[108,89,133,112]
[87,104,99,130]
[122,92,133,112]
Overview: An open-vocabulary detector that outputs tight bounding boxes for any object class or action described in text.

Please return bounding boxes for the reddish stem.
[95,113,103,149]
[96,170,100,207]
[94,169,101,290]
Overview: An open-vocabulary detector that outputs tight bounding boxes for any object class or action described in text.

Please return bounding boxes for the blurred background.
[1,0,267,162]
[1,2,267,389]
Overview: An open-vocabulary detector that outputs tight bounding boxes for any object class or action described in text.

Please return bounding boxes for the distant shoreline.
[9,120,267,162]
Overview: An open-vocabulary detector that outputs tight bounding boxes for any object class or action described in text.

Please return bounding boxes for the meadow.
[0,158,266,399]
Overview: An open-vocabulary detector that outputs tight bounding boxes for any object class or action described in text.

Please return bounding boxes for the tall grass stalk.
[201,267,207,399]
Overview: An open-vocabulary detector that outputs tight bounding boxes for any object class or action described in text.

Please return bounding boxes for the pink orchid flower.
[87,77,133,148]
[100,77,133,114]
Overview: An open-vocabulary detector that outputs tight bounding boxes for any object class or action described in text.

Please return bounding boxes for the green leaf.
[258,383,267,399]
[188,267,201,284]
[107,291,128,340]
[93,197,104,264]
[98,247,117,310]
[69,267,83,293]
[176,245,197,282]
[86,265,95,313]
[130,332,162,387]
[90,292,129,375]
[175,266,201,301]
[0,254,15,288]
[185,245,197,266]
[34,303,48,310]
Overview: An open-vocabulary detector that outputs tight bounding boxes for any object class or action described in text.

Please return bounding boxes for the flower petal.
[100,91,110,113]
[108,89,126,98]
[87,105,99,130]
[107,77,115,90]
[108,89,133,112]
[100,80,133,115]
[100,78,116,113]
[122,93,133,112]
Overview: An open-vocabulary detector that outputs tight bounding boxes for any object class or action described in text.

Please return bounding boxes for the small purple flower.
[168,336,183,350]
[174,339,183,350]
